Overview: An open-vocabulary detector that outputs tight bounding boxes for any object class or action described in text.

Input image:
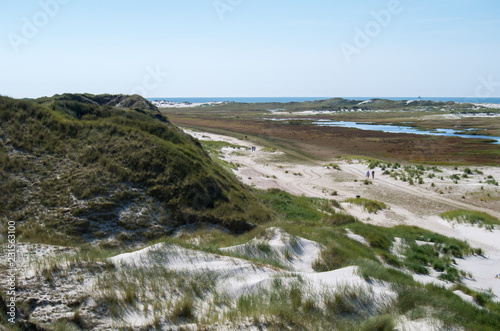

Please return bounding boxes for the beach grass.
[345,197,388,214]
[0,95,270,247]
[440,209,500,228]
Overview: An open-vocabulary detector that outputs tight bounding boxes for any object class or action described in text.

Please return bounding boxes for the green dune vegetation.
[345,197,388,214]
[0,94,269,247]
[189,97,482,113]
[1,95,500,330]
[441,209,500,230]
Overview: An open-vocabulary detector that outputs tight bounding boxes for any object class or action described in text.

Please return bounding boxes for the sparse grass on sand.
[345,197,388,213]
[6,203,500,330]
[226,277,395,330]
[440,209,500,229]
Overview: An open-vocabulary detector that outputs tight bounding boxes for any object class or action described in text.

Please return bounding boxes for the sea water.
[149,97,500,104]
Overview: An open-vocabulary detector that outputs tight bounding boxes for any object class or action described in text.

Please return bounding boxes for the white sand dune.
[110,227,389,299]
[220,227,322,273]
[152,100,226,108]
[107,226,439,329]
[473,103,500,109]
[111,243,277,297]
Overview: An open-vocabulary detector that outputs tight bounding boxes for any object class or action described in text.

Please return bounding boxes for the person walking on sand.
[372,170,375,180]
[366,170,370,180]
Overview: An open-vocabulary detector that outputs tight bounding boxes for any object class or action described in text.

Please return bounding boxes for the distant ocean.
[148,97,500,104]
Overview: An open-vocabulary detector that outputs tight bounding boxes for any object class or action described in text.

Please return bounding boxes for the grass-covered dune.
[36,93,159,113]
[0,94,269,246]
[183,97,481,112]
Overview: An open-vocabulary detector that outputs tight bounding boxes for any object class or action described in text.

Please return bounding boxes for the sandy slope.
[184,129,500,301]
[108,227,398,326]
[109,227,385,297]
[220,227,322,273]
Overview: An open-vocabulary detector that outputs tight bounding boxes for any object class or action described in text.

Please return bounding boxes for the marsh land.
[161,98,500,165]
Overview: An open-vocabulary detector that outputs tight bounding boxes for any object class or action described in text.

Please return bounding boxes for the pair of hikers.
[251,146,256,152]
[366,170,375,180]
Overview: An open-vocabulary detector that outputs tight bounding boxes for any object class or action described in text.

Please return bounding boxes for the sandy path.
[284,166,322,196]
[186,127,499,232]
[342,165,500,220]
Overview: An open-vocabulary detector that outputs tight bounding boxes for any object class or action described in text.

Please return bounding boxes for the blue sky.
[1,0,499,98]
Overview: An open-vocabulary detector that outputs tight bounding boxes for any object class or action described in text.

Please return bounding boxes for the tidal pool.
[311,120,500,144]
